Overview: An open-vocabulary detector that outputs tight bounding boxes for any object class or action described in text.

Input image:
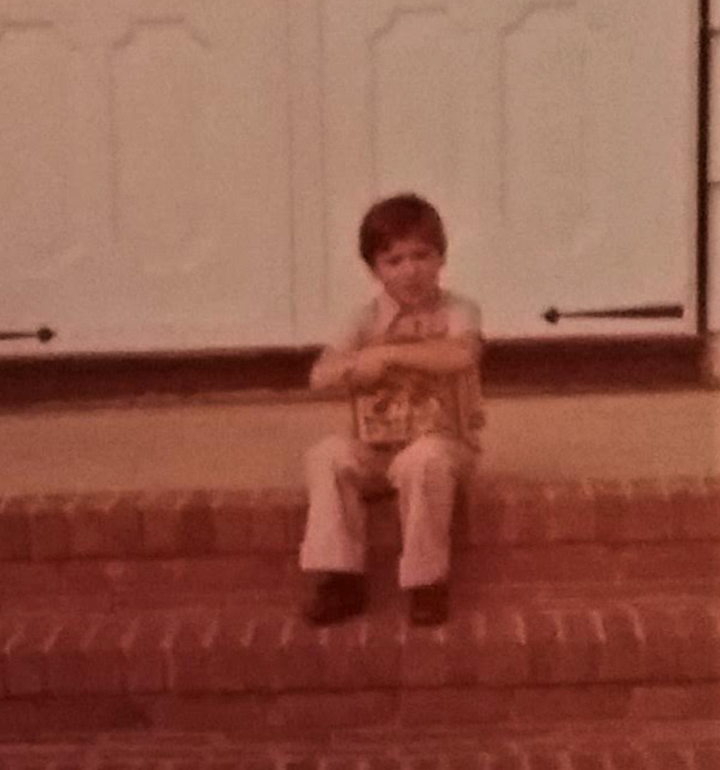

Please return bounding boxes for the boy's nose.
[402,259,419,276]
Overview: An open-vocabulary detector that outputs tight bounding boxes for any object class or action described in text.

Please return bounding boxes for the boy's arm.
[382,333,481,375]
[309,348,356,391]
[310,346,391,390]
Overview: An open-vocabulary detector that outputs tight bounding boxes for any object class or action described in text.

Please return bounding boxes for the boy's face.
[371,236,445,310]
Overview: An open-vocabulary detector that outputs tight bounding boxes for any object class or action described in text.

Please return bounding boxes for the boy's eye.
[411,250,431,262]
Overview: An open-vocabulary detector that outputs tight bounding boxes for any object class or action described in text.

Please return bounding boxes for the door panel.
[0,0,296,354]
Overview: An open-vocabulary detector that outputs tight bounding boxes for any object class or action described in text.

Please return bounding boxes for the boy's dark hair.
[359,193,447,267]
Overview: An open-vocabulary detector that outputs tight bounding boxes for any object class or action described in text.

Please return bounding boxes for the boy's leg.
[300,435,390,624]
[388,435,475,621]
[300,434,389,575]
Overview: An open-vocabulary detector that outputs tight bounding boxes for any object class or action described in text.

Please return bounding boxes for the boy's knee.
[306,435,358,473]
[390,435,456,480]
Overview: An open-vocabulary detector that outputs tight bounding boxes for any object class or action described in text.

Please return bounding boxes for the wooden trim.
[698,0,711,333]
[0,336,709,410]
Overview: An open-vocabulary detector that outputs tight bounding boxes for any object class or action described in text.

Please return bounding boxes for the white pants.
[300,434,476,589]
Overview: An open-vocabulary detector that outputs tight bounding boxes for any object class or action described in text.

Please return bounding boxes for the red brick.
[360,613,402,689]
[545,481,596,542]
[598,605,646,681]
[618,543,720,583]
[0,498,32,560]
[483,746,529,770]
[693,747,720,768]
[399,687,512,726]
[369,760,401,770]
[591,480,632,542]
[323,621,366,690]
[283,759,320,770]
[106,560,182,608]
[59,562,116,608]
[44,614,102,696]
[144,693,267,734]
[173,555,287,594]
[102,496,143,555]
[637,606,682,680]
[275,615,325,690]
[630,683,720,720]
[453,548,504,584]
[221,489,303,553]
[446,755,492,770]
[669,478,720,539]
[271,691,396,730]
[445,611,484,685]
[526,609,602,685]
[84,614,133,693]
[142,491,187,555]
[0,615,25,696]
[526,750,571,770]
[567,752,612,770]
[524,609,561,684]
[609,749,650,770]
[400,622,448,687]
[477,609,529,686]
[512,684,631,722]
[211,494,254,554]
[123,611,172,692]
[176,491,217,555]
[678,604,720,679]
[648,748,696,770]
[68,492,131,557]
[251,509,290,552]
[4,614,65,696]
[620,479,675,541]
[209,611,282,692]
[325,761,363,770]
[564,609,605,682]
[0,562,64,608]
[500,544,619,584]
[31,503,73,560]
[167,610,220,693]
[0,696,147,735]
[498,484,553,544]
[466,482,505,544]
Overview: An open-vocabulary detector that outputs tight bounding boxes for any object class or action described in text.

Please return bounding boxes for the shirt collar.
[375,292,402,336]
[374,288,445,336]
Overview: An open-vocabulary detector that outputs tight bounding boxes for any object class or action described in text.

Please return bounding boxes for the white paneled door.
[319,0,699,340]
[0,0,699,354]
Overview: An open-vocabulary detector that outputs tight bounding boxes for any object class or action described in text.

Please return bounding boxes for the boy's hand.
[348,346,394,387]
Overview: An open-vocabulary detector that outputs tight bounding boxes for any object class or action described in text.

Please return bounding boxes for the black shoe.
[409,584,449,626]
[304,572,366,626]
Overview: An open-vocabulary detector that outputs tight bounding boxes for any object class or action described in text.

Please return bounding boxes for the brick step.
[0,724,719,768]
[1,592,719,702]
[1,477,717,565]
[2,550,719,614]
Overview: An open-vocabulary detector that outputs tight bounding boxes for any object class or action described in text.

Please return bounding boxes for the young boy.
[300,193,484,626]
